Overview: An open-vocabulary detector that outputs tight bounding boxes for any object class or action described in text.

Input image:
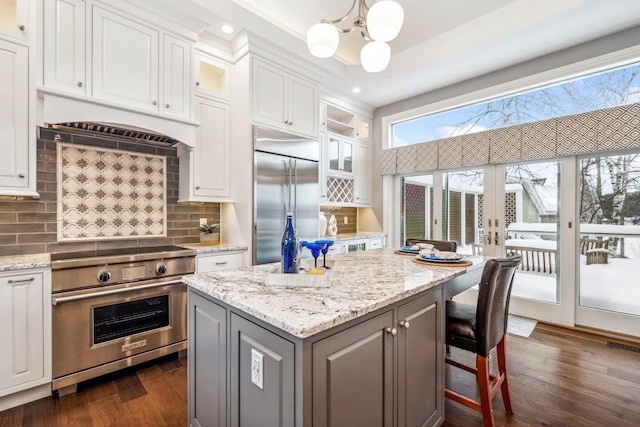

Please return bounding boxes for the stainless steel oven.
[50,246,195,396]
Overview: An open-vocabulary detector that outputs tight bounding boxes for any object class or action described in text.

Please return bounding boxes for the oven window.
[93,295,170,344]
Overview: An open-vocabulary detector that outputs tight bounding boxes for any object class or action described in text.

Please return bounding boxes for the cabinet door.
[0,0,30,42]
[356,116,372,143]
[193,98,230,199]
[162,34,190,118]
[230,314,295,427]
[288,74,317,137]
[342,138,354,174]
[188,291,227,427]
[319,132,328,201]
[44,0,86,94]
[355,141,372,205]
[252,59,287,130]
[312,311,394,427]
[0,272,45,396]
[92,6,159,112]
[397,291,444,427]
[0,39,29,191]
[196,252,243,273]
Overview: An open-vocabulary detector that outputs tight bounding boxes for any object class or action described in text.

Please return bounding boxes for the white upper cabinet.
[179,97,231,202]
[0,0,30,43]
[355,140,372,206]
[252,58,318,138]
[0,39,32,195]
[92,6,159,112]
[44,0,86,95]
[327,133,354,177]
[356,116,372,143]
[162,34,191,118]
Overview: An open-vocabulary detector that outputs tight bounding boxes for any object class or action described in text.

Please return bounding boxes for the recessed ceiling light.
[221,24,234,34]
[352,87,361,93]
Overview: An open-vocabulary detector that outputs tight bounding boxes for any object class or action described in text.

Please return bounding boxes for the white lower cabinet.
[0,269,51,398]
[196,251,244,274]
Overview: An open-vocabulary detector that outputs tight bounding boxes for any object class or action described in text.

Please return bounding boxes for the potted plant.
[199,220,220,246]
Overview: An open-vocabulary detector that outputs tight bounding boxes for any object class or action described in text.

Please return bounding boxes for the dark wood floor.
[1,323,639,426]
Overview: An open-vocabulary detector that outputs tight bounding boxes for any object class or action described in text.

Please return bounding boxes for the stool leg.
[497,337,513,414]
[476,354,495,427]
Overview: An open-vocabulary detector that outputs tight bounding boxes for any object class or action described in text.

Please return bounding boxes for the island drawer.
[196,252,244,273]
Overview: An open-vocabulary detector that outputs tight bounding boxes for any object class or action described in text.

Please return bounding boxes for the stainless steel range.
[50,245,196,396]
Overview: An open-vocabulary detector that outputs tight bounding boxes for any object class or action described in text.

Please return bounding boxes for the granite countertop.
[0,253,51,272]
[183,248,484,339]
[178,244,248,254]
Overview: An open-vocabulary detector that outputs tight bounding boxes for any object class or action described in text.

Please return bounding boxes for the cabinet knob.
[195,81,200,86]
[77,82,83,88]
[18,173,25,178]
[166,104,170,108]
[399,320,410,329]
[153,101,157,106]
[284,120,289,125]
[18,24,25,31]
[385,327,397,336]
[290,122,293,125]
[195,185,200,189]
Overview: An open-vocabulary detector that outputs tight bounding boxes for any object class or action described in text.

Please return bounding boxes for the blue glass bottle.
[281,213,299,273]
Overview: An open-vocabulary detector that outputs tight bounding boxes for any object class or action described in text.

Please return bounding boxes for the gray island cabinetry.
[184,249,483,427]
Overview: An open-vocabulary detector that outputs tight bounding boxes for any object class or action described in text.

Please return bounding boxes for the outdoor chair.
[580,238,609,265]
[444,253,522,427]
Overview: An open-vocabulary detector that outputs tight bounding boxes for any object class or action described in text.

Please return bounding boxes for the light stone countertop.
[183,248,484,339]
[0,253,51,272]
[178,244,248,254]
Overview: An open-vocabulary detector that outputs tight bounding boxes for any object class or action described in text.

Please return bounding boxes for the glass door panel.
[442,169,484,256]
[578,154,640,318]
[402,175,434,244]
[503,162,560,304]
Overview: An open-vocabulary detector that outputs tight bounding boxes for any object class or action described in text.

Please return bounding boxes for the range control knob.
[97,270,112,282]
[156,264,168,275]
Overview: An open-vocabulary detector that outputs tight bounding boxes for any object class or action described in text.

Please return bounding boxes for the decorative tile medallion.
[57,143,167,241]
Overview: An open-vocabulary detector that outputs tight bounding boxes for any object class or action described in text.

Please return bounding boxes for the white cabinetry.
[327,133,354,177]
[355,116,371,143]
[195,52,231,102]
[162,34,191,118]
[92,6,159,112]
[355,140,372,206]
[0,0,30,43]
[0,269,51,398]
[0,39,34,196]
[179,97,230,202]
[252,58,318,138]
[196,251,244,273]
[43,0,86,95]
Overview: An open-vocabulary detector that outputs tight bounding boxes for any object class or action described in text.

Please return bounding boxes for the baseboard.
[0,384,52,412]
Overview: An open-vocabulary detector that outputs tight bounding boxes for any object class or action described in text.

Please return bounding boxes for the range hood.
[50,122,181,147]
[41,92,197,148]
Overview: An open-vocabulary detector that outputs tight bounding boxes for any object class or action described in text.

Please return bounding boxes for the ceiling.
[143,0,640,108]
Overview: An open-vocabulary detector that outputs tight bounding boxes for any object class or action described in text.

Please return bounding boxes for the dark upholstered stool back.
[405,238,457,252]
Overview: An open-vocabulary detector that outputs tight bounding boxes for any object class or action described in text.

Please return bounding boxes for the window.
[391,63,640,147]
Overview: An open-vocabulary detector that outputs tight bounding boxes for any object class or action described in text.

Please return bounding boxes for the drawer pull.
[8,277,35,284]
[215,261,228,266]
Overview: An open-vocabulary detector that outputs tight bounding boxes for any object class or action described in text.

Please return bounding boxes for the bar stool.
[444,254,522,427]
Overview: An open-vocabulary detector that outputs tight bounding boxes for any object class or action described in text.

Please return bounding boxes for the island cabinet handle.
[399,320,410,329]
[385,327,397,336]
[215,261,228,266]
[8,277,35,284]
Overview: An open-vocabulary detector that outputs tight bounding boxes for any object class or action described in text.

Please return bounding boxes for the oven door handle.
[51,279,184,306]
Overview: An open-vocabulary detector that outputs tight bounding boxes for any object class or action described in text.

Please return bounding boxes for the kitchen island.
[183,248,484,427]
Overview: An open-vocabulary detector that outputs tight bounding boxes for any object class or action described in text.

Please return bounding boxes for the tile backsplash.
[0,128,219,256]
[320,206,357,234]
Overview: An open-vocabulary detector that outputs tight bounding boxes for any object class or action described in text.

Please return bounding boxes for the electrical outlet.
[344,216,348,224]
[251,349,264,390]
[199,218,207,226]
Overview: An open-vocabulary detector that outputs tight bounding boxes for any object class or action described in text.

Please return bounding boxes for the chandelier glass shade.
[306,0,404,72]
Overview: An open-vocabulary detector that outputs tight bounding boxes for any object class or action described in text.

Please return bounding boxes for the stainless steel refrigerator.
[253,126,320,265]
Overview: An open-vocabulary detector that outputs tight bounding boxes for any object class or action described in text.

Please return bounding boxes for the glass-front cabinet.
[327,134,353,176]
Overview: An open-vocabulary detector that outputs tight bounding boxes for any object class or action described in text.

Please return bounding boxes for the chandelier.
[306,0,404,73]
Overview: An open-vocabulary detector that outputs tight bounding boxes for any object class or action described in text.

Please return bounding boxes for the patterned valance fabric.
[380,102,640,175]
